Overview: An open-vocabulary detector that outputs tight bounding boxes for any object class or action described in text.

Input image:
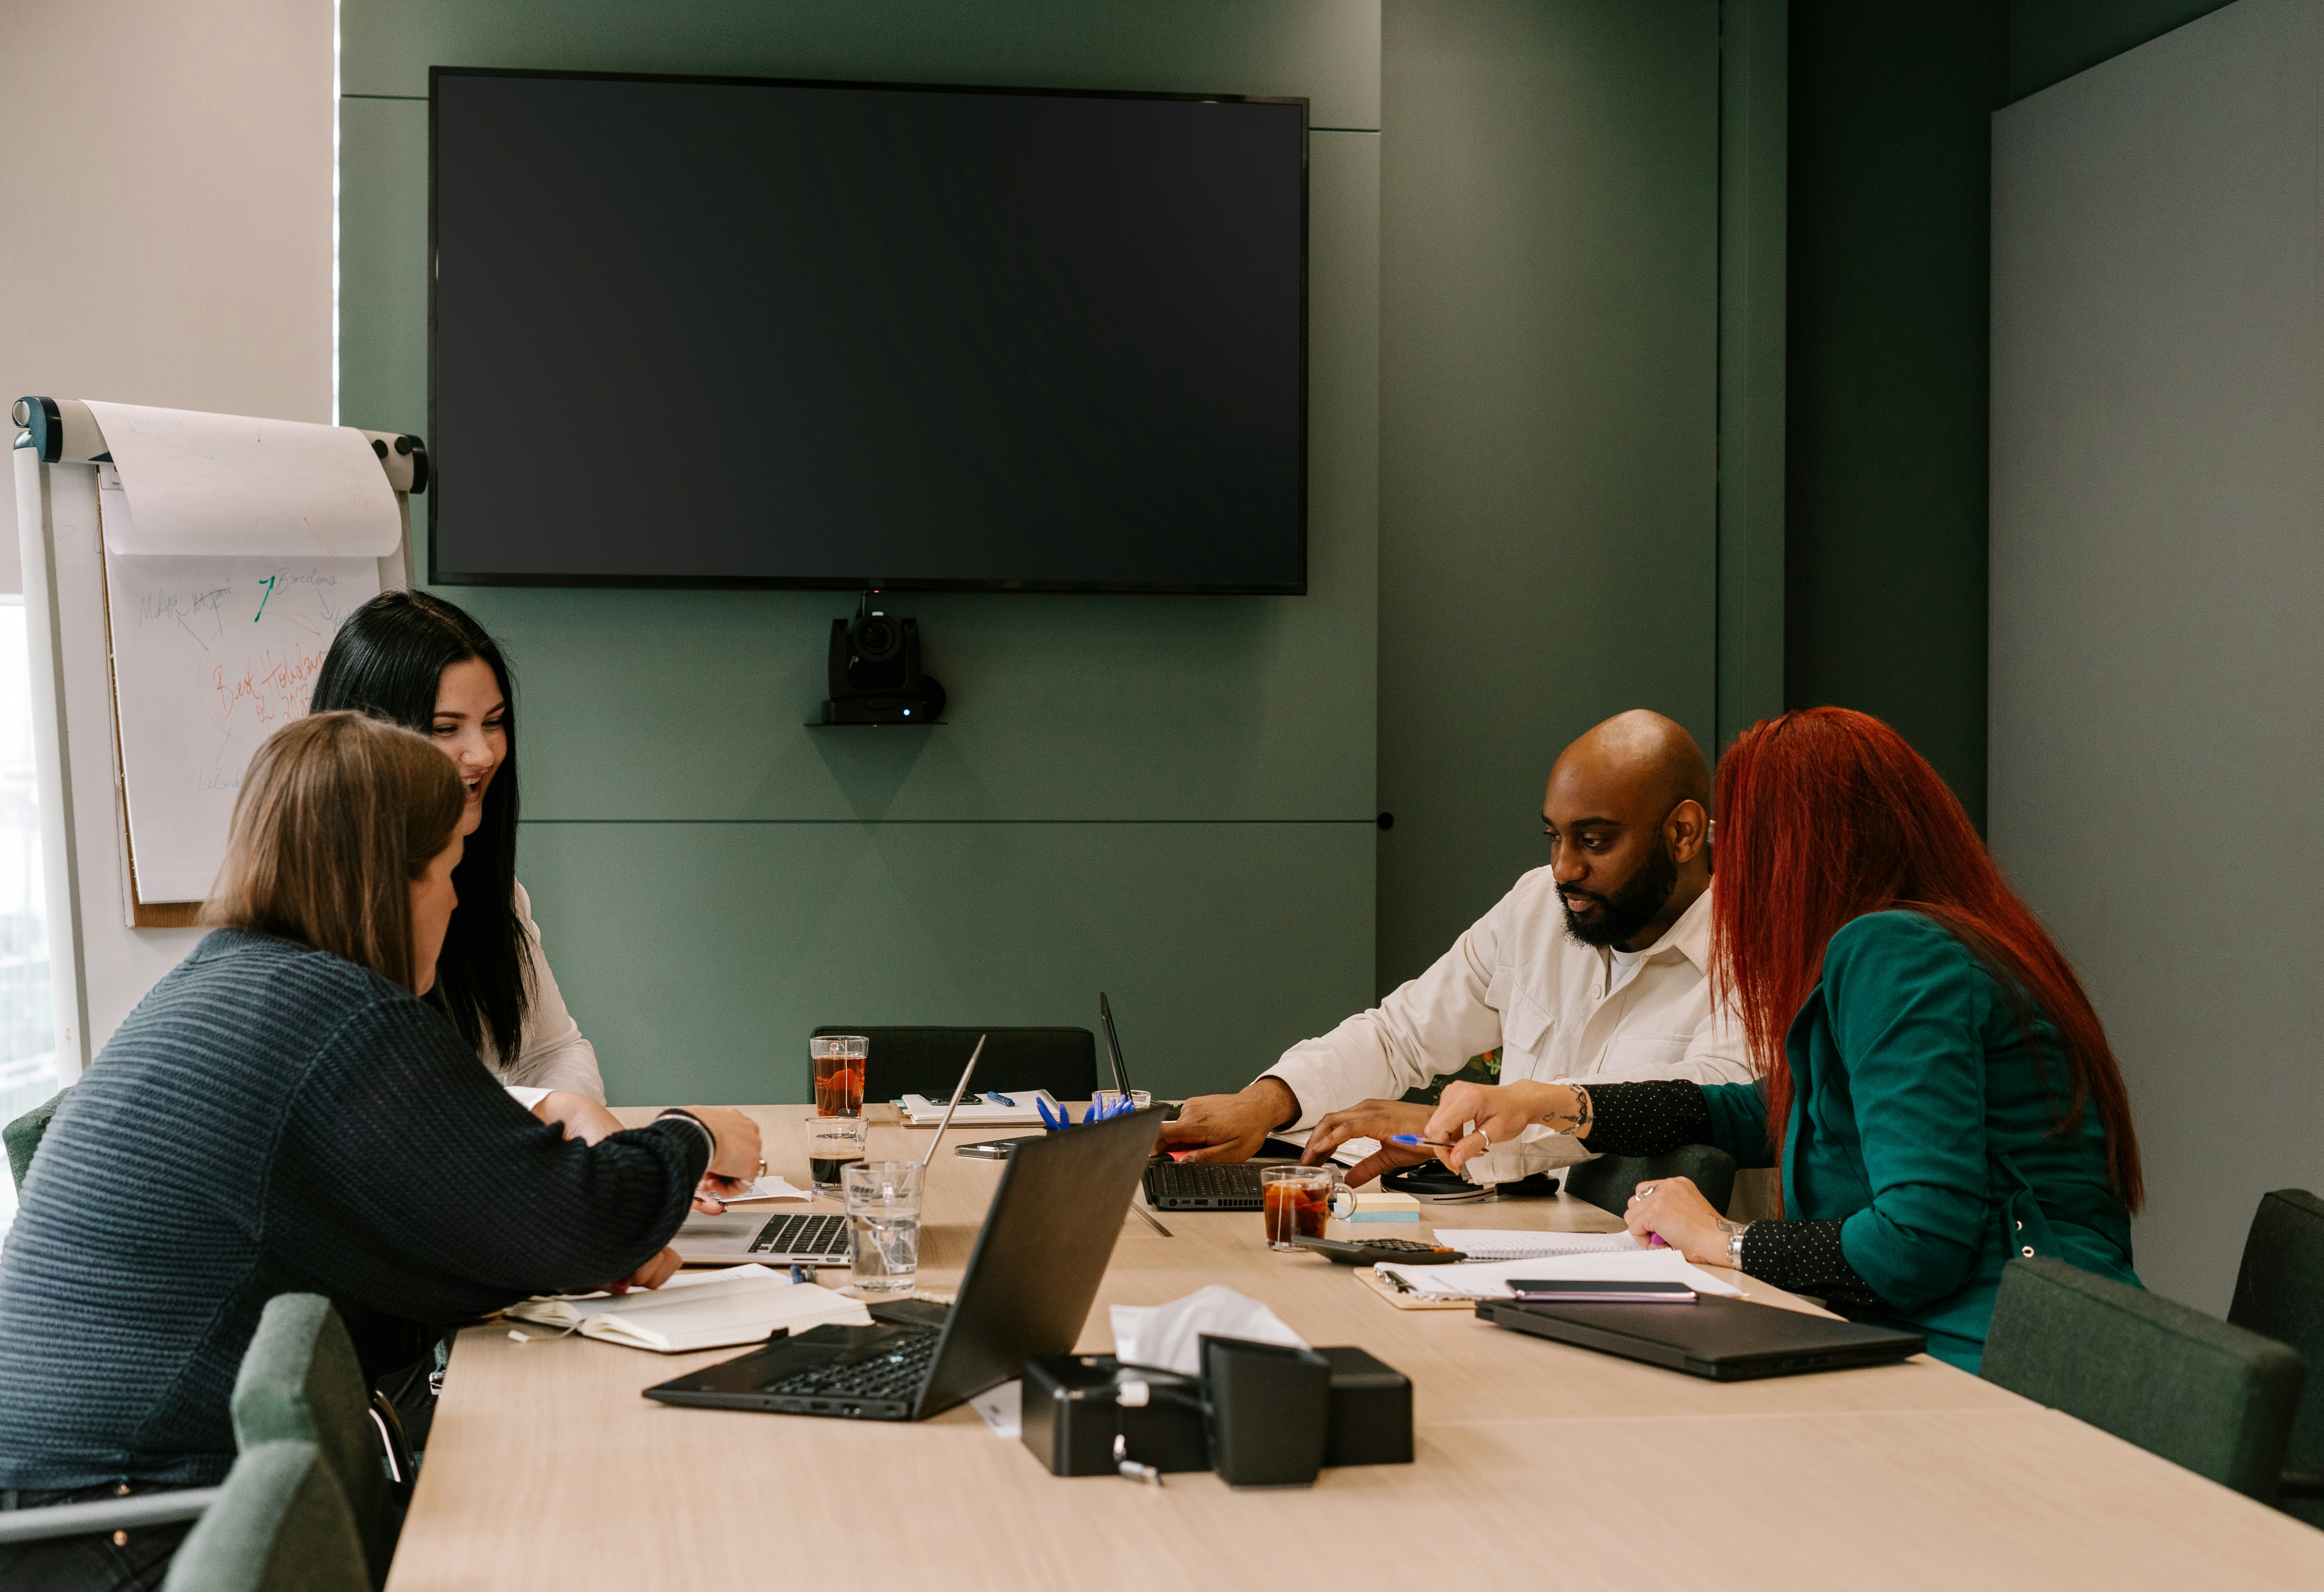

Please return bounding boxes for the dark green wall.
[1376,0,1720,992]
[1783,2,2007,827]
[2008,0,2239,103]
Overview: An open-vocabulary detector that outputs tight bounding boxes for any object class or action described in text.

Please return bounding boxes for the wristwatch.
[1726,1222,1752,1267]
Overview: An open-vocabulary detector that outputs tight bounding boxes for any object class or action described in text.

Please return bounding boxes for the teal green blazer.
[1699,910,2139,1370]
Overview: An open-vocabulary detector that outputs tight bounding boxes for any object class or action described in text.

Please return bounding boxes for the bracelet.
[654,1108,718,1161]
[1536,1084,1592,1137]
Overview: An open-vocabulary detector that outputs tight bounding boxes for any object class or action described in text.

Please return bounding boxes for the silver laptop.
[672,1208,851,1265]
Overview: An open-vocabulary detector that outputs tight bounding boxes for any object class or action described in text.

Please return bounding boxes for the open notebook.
[506,1264,871,1353]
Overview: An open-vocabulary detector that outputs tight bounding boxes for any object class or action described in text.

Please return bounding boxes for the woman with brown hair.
[1422,707,2142,1371]
[0,712,759,1592]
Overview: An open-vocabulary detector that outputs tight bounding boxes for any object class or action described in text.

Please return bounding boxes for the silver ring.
[1637,1184,1655,1198]
[1477,1129,1491,1151]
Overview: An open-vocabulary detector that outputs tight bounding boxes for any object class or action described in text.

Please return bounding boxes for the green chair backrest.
[1564,1143,1739,1220]
[810,1026,1098,1103]
[4,1090,66,1191]
[161,1440,368,1592]
[2229,1188,2324,1525]
[229,1295,391,1584]
[1981,1255,2306,1500]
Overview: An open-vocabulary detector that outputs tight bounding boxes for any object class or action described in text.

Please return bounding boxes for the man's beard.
[1561,842,1680,950]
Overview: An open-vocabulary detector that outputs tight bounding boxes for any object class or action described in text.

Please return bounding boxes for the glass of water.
[842,1160,926,1298]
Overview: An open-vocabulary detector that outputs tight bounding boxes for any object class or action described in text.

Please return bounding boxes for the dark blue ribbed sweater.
[0,930,708,1489]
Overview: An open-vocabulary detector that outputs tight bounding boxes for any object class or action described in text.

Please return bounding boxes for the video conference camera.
[817,591,947,725]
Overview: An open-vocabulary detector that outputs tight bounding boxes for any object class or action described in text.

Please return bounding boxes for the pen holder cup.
[1200,1335,1331,1488]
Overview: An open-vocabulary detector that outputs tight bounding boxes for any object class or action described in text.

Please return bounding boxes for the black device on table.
[1292,1235,1468,1265]
[1476,1293,1926,1380]
[645,1102,1164,1422]
[1105,997,1315,1210]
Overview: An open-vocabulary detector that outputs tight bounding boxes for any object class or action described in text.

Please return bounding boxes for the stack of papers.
[506,1264,872,1352]
[1434,1229,1642,1260]
[1374,1249,1745,1301]
[713,1175,813,1204]
[897,1090,1060,1126]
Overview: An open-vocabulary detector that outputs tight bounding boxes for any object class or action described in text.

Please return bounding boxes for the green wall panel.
[340,0,1379,1101]
[1376,0,1719,991]
[519,821,1376,1105]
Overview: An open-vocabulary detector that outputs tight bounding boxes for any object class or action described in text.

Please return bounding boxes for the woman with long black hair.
[311,590,610,1125]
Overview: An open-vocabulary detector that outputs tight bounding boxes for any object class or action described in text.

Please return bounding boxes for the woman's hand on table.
[1622,1176,1740,1268]
[531,1091,624,1145]
[604,1246,682,1294]
[1301,1099,1438,1186]
[1423,1080,1582,1172]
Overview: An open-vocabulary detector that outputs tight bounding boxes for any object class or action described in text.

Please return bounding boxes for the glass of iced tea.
[811,1034,868,1116]
[1260,1164,1337,1251]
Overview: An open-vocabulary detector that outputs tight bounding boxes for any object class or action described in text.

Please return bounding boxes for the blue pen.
[1390,1134,1456,1148]
[985,1091,1014,1107]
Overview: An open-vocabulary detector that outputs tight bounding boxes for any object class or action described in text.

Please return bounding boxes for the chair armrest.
[0,1486,222,1544]
[2279,1470,2324,1501]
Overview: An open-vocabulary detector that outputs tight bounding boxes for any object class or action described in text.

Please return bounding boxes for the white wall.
[1990,0,2324,1311]
[0,0,333,590]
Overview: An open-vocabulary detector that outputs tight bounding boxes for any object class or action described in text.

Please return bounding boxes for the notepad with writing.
[506,1264,872,1353]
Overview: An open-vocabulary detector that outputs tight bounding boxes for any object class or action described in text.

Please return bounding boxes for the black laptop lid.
[1483,1293,1924,1380]
[915,1103,1163,1416]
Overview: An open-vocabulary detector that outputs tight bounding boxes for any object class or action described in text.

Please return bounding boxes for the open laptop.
[1476,1293,1925,1380]
[669,1208,853,1266]
[645,1102,1163,1421]
[1105,997,1305,1210]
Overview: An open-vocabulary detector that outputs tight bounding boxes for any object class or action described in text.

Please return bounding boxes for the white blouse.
[486,881,607,1105]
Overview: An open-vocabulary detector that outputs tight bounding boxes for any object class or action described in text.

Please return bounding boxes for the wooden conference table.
[384,1106,2324,1591]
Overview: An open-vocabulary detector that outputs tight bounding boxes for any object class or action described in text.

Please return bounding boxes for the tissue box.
[1020,1349,1412,1476]
[1020,1355,1210,1477]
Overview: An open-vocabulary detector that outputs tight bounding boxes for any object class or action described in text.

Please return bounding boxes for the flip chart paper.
[85,400,400,557]
[99,494,379,900]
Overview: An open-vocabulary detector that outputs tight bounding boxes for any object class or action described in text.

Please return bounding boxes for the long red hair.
[1712,708,2142,1210]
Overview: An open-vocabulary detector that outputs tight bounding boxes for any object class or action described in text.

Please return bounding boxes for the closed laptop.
[1477,1293,1924,1380]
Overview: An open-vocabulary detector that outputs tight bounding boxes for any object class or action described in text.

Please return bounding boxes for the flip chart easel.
[9,396,426,1079]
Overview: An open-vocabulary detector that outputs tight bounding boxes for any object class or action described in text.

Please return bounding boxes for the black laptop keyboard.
[749,1212,850,1258]
[1145,1162,1266,1206]
[758,1331,939,1400]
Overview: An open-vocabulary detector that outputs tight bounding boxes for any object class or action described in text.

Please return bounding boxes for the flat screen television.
[428,67,1308,594]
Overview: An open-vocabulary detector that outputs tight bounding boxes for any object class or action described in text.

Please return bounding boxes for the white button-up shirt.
[1263,868,1753,1181]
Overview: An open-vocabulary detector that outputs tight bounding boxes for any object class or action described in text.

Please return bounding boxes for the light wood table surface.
[384,1106,2324,1591]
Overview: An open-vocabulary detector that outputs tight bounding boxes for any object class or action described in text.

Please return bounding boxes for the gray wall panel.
[1991,0,2324,1309]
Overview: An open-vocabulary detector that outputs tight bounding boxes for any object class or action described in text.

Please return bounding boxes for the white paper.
[898,1090,1060,1126]
[85,400,401,558]
[1375,1249,1745,1301]
[712,1176,814,1204]
[506,1265,872,1352]
[99,529,380,901]
[972,1381,1023,1439]
[1432,1230,1643,1260]
[1110,1285,1308,1377]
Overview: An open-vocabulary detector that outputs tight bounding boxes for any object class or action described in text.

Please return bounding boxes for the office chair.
[2228,1188,2324,1523]
[1981,1255,2306,1502]
[231,1295,408,1586]
[810,1026,1098,1103]
[3,1089,65,1190]
[159,1441,369,1592]
[1564,1144,1739,1221]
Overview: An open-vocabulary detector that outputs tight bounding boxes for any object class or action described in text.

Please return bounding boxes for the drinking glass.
[806,1113,869,1192]
[1260,1164,1336,1250]
[843,1160,926,1297]
[812,1034,868,1116]
[1090,1088,1152,1118]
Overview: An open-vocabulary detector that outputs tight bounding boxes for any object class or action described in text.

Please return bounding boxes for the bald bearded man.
[1160,709,1754,1186]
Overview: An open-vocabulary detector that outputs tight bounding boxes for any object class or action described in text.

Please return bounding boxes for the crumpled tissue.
[1109,1285,1310,1377]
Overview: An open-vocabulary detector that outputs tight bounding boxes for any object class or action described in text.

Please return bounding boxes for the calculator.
[1292,1236,1468,1266]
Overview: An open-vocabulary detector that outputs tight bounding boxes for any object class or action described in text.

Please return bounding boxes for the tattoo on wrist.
[1712,1218,1743,1237]
[1534,1084,1592,1136]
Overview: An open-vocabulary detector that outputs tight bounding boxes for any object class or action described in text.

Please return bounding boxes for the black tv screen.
[428,68,1308,593]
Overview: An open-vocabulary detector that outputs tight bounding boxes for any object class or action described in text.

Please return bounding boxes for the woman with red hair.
[1424,707,2141,1370]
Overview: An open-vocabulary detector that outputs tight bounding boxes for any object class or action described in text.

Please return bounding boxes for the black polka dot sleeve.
[1738,1220,1886,1315]
[1579,1080,1714,1157]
